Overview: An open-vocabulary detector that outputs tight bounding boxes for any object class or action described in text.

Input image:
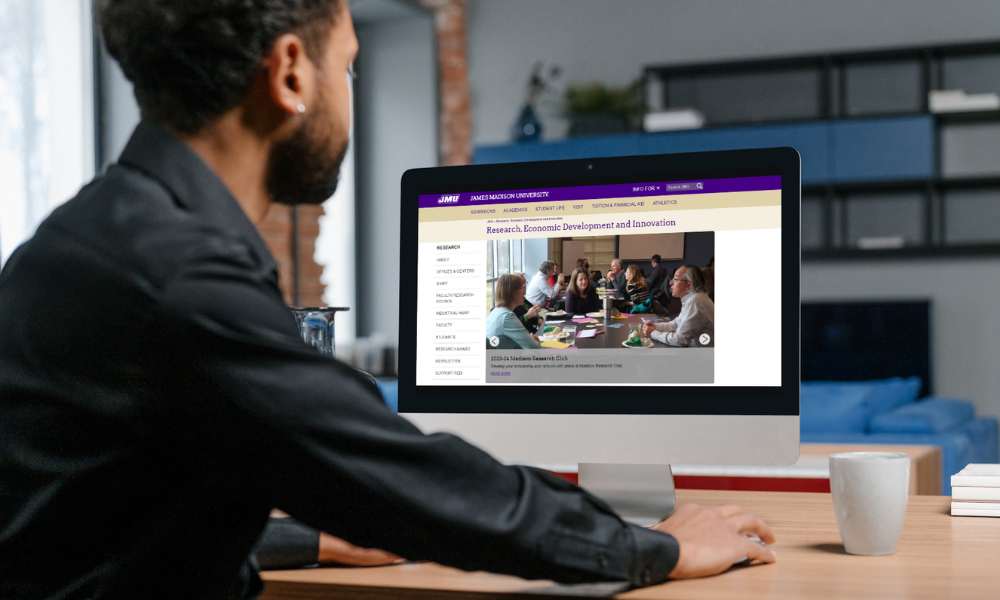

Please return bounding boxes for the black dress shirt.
[512,299,540,334]
[0,122,679,599]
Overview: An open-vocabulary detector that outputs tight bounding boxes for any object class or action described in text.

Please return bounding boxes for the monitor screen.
[397,148,799,466]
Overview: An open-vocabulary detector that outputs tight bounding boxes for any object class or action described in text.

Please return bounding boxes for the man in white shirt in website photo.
[642,264,715,347]
[526,260,564,306]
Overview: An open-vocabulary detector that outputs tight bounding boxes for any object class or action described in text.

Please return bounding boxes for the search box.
[664,182,704,191]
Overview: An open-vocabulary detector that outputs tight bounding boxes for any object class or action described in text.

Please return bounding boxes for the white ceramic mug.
[829,452,910,555]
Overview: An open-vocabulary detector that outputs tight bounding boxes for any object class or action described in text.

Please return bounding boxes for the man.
[512,272,543,333]
[606,258,627,292]
[641,265,715,347]
[645,254,667,292]
[526,260,565,306]
[0,2,772,598]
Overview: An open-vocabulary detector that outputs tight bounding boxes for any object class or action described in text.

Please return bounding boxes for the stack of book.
[951,464,1000,517]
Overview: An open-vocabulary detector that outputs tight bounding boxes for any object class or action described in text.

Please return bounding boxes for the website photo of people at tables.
[488,232,714,350]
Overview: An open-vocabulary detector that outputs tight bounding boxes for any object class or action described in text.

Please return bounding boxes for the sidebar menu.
[420,241,486,383]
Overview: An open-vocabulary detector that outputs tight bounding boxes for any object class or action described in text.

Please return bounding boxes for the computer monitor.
[397,148,800,521]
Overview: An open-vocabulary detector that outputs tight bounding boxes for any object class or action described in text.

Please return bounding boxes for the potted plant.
[564,79,642,137]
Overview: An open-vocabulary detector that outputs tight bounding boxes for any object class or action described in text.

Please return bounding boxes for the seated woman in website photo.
[622,264,651,312]
[564,267,601,315]
[487,274,542,349]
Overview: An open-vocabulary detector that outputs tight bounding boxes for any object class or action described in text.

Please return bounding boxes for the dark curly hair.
[98,0,342,134]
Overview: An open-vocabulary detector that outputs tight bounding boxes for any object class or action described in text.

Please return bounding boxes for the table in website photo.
[543,312,676,349]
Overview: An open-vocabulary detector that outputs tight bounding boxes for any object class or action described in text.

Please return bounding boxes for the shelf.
[934,110,1000,124]
[477,39,1000,261]
[803,175,1000,194]
[804,244,1000,262]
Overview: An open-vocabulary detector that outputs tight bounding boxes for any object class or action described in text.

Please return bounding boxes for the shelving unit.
[645,40,1000,261]
[474,40,1000,261]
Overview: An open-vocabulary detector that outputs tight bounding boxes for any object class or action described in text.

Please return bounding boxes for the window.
[485,239,525,280]
[0,0,94,266]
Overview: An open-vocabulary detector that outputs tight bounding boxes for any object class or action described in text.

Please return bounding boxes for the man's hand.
[641,322,657,338]
[318,532,400,566]
[653,504,776,579]
[557,274,565,284]
[526,304,542,320]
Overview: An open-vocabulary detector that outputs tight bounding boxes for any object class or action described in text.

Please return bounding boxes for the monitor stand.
[578,464,676,527]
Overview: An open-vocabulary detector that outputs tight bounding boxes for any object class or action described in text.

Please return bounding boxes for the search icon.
[696,182,703,189]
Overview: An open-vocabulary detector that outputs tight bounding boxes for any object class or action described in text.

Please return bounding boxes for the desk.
[260,489,1000,599]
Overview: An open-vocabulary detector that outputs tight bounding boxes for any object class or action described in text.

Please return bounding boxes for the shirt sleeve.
[545,279,562,300]
[251,517,320,571]
[657,311,697,347]
[504,311,541,349]
[158,247,675,587]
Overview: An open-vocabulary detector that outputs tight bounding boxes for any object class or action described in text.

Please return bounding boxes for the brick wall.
[420,0,472,166]
[255,204,326,307]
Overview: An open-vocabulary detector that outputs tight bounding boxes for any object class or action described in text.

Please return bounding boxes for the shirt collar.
[117,121,277,273]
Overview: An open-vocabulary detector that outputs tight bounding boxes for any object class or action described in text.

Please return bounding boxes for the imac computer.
[397,148,800,524]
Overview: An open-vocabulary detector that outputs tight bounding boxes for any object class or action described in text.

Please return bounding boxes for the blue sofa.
[378,377,997,495]
[801,378,999,495]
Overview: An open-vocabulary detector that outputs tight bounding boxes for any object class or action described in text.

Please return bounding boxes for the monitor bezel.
[398,147,800,418]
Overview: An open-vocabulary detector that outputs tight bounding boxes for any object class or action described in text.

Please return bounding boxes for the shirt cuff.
[627,524,680,587]
[251,517,321,571]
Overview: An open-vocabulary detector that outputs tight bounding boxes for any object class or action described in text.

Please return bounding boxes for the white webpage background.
[414,228,782,387]
[712,228,781,386]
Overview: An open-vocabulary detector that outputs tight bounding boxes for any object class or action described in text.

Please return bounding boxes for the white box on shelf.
[929,90,1000,113]
[643,108,705,132]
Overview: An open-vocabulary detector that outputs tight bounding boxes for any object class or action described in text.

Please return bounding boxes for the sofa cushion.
[800,383,869,433]
[801,377,922,430]
[863,377,923,416]
[870,397,976,434]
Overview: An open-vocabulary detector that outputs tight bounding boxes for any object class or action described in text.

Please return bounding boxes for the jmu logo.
[438,194,460,204]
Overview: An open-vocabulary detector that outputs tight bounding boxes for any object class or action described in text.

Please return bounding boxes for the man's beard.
[266,95,348,207]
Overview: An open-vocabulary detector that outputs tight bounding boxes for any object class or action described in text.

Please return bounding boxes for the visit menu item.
[829,452,910,555]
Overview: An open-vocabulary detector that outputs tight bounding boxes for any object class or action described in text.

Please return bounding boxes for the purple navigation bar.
[418,175,780,209]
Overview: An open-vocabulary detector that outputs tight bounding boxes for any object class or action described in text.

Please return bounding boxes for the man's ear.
[265,33,315,117]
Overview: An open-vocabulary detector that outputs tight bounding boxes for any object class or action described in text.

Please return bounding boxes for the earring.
[296,103,306,114]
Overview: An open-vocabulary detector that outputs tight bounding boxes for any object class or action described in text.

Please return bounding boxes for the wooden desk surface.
[260,489,1000,600]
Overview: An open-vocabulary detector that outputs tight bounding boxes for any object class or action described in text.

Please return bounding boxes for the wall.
[466,0,1000,145]
[802,259,1000,423]
[464,0,1000,428]
[618,231,714,286]
[354,16,438,339]
[98,55,139,171]
[523,237,548,277]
